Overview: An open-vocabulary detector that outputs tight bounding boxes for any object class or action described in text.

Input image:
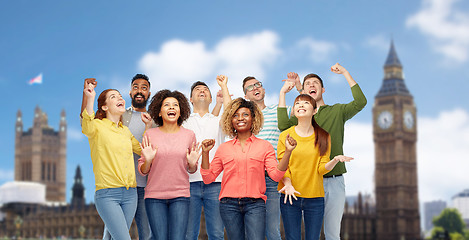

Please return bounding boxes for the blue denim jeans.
[219,197,266,240]
[186,182,224,240]
[323,175,345,240]
[145,197,190,240]
[280,194,324,240]
[135,187,153,240]
[265,176,281,240]
[102,187,153,240]
[95,187,137,240]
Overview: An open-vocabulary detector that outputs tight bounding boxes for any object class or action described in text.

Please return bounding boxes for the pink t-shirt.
[138,127,196,199]
[200,135,286,202]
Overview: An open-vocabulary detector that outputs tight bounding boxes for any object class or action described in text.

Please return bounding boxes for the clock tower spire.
[373,40,421,240]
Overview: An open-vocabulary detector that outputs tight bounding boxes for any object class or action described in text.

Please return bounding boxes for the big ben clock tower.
[373,41,421,240]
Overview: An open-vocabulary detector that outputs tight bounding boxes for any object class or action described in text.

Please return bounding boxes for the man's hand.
[216,75,228,87]
[331,63,347,75]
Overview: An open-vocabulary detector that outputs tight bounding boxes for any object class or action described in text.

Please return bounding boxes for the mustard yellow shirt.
[81,109,141,191]
[277,126,331,198]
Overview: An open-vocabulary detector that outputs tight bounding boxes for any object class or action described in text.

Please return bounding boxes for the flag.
[28,73,42,85]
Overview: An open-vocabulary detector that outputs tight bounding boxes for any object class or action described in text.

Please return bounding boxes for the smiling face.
[102,90,126,116]
[159,97,180,124]
[243,79,265,103]
[190,84,212,105]
[130,78,150,109]
[293,95,317,119]
[303,77,325,102]
[232,107,253,134]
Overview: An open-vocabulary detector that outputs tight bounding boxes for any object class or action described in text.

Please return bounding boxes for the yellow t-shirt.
[81,109,141,191]
[277,126,331,198]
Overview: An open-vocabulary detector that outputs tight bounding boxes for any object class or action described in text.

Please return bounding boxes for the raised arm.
[279,72,297,108]
[331,63,367,119]
[81,81,98,137]
[216,75,232,110]
[83,82,96,116]
[331,63,356,88]
[80,78,97,118]
[201,139,215,170]
[211,90,223,116]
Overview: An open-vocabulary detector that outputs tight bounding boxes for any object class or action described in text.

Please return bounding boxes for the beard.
[131,93,148,109]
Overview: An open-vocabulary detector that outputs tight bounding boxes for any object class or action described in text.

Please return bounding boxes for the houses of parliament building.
[0,41,421,239]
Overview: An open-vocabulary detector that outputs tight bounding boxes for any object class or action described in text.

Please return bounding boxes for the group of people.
[80,62,367,240]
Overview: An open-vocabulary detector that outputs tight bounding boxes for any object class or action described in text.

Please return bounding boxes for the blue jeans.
[95,187,137,240]
[280,194,324,240]
[145,197,190,240]
[135,187,153,240]
[219,197,266,240]
[186,182,224,240]
[323,175,345,240]
[265,176,281,240]
[102,187,153,240]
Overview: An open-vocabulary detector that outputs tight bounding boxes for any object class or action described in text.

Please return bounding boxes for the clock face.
[378,110,393,129]
[403,111,414,129]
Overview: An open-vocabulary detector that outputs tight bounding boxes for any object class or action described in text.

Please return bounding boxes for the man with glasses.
[242,76,291,240]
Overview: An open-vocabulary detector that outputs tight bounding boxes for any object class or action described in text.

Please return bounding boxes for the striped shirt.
[256,104,291,153]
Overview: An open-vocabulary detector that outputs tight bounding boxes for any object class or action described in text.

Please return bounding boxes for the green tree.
[430,226,449,240]
[433,208,466,234]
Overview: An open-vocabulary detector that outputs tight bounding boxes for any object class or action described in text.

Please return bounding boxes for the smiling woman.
[80,82,145,240]
[200,97,295,240]
[137,89,199,240]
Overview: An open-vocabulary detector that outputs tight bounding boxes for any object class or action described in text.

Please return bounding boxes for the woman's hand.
[187,142,202,167]
[83,82,96,99]
[201,139,215,153]
[333,155,354,162]
[285,134,297,152]
[278,184,300,205]
[140,135,157,164]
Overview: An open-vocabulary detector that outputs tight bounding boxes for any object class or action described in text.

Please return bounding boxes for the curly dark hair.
[221,97,263,138]
[148,89,191,126]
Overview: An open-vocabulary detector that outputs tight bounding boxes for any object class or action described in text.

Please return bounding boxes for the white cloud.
[365,34,390,51]
[296,37,337,63]
[0,169,14,181]
[406,0,469,62]
[343,108,469,205]
[67,126,85,141]
[343,121,375,197]
[138,30,281,99]
[417,108,469,203]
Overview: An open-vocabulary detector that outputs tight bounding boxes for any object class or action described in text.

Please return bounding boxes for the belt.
[323,174,343,178]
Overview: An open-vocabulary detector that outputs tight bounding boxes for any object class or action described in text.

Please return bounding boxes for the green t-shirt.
[277,84,367,176]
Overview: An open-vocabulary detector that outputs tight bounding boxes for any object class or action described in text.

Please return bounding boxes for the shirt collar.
[102,117,124,128]
[190,112,213,118]
[232,134,256,144]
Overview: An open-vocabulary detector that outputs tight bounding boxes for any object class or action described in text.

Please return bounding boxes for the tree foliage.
[433,208,466,234]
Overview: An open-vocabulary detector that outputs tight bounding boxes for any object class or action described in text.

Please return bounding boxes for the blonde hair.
[221,98,263,138]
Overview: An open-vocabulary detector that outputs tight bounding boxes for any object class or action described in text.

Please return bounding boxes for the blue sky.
[1,0,468,211]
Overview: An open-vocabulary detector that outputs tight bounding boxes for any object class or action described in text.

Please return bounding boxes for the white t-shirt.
[183,112,225,182]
